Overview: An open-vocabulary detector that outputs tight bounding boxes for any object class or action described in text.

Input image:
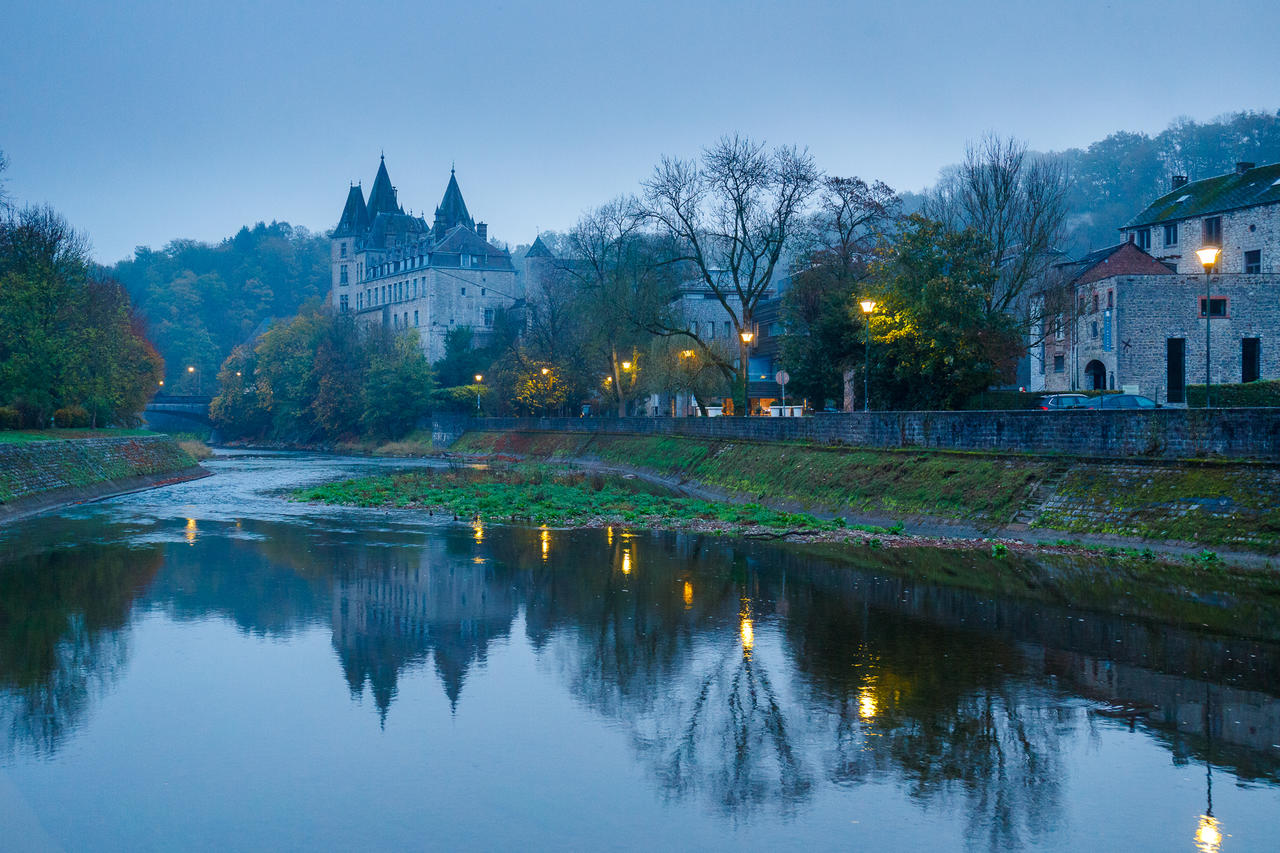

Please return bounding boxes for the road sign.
[775,371,790,386]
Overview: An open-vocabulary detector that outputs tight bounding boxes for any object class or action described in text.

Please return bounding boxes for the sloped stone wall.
[0,436,204,518]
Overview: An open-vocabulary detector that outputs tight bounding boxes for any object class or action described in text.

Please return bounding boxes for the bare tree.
[644,136,819,415]
[927,134,1070,323]
[564,197,670,416]
[0,149,10,213]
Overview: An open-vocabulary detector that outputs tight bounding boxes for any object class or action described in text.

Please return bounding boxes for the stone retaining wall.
[0,435,205,520]
[434,408,1280,460]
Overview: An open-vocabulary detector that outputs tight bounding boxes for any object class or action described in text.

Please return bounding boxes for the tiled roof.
[334,185,368,237]
[433,169,474,234]
[367,155,402,218]
[432,225,514,270]
[1125,162,1280,228]
[1071,242,1174,286]
[366,212,429,248]
[525,236,555,258]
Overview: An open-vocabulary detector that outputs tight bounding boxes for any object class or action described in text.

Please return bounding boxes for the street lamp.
[621,361,632,370]
[1196,247,1220,408]
[541,367,550,376]
[187,365,200,395]
[860,300,877,412]
[474,374,484,414]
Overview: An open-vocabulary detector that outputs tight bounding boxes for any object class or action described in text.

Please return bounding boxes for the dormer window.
[1135,228,1151,251]
[460,255,471,268]
[1163,223,1177,245]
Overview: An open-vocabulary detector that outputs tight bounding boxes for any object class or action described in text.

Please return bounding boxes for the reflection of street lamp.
[474,374,484,414]
[1196,247,1220,408]
[860,300,877,412]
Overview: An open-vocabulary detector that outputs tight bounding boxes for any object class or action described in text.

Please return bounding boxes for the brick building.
[328,156,522,362]
[1033,161,1280,402]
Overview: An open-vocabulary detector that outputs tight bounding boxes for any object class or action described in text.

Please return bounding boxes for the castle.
[328,156,522,362]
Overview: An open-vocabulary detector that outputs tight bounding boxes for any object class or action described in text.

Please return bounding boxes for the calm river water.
[1,451,1278,851]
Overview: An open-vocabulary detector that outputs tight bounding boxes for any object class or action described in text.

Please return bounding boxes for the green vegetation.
[110,221,330,395]
[453,431,1053,522]
[210,311,433,443]
[293,464,898,537]
[1,207,163,428]
[1186,380,1280,408]
[452,430,1280,553]
[0,428,153,444]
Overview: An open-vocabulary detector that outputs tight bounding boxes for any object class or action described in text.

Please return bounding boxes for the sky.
[2,0,1278,265]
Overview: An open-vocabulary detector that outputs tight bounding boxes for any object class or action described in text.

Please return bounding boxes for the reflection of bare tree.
[0,525,163,757]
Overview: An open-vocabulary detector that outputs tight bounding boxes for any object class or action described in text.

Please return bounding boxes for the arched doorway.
[1085,360,1106,390]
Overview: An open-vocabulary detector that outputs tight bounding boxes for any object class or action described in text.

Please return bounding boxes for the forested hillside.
[109,222,329,393]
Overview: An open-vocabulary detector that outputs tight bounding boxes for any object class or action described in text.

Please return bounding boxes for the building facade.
[329,157,521,362]
[1033,160,1280,401]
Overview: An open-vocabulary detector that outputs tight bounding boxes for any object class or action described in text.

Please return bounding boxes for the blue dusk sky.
[2,0,1278,264]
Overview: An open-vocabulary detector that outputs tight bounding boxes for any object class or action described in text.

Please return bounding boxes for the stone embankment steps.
[0,435,209,522]
[1013,461,1074,525]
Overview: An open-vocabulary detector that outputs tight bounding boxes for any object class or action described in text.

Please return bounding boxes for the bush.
[53,405,90,428]
[0,406,20,430]
[1186,380,1280,407]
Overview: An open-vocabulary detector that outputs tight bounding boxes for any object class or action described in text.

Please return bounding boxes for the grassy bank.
[450,430,1280,553]
[0,428,153,444]
[293,464,900,540]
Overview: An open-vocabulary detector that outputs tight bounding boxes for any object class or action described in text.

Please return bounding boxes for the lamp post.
[474,374,483,414]
[1196,247,1220,408]
[859,300,876,412]
[187,365,200,395]
[739,329,755,416]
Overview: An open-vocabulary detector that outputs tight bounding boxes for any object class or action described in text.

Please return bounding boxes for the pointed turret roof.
[433,168,475,235]
[367,154,402,218]
[334,184,369,237]
[525,235,554,258]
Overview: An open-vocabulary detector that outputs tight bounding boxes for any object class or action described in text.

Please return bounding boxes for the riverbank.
[0,433,209,522]
[445,430,1280,557]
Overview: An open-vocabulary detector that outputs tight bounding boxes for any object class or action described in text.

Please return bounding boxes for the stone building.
[329,156,521,362]
[1033,160,1280,401]
[1121,161,1280,275]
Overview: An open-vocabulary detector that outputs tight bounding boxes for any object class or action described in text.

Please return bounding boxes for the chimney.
[1172,175,1188,190]
[477,222,487,242]
[1236,161,1255,175]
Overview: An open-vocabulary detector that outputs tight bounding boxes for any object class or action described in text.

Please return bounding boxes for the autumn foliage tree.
[0,205,162,427]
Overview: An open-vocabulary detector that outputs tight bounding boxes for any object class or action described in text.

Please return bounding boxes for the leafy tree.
[512,362,568,416]
[863,216,1022,410]
[361,328,433,438]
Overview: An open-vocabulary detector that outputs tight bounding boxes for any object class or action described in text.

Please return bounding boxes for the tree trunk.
[611,347,625,418]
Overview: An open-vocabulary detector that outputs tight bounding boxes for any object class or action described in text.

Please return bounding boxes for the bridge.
[144,394,214,429]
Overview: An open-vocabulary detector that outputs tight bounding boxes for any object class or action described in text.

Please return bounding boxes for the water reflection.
[1,490,1279,843]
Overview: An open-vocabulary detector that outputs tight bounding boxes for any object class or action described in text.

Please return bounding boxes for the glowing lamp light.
[1195,815,1222,853]
[1196,247,1220,269]
[860,299,877,315]
[680,349,695,358]
[475,374,483,383]
[622,361,633,370]
[739,331,754,343]
[187,365,196,373]
[541,367,550,376]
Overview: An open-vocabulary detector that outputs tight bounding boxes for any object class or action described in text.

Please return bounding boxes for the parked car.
[1037,394,1090,410]
[1081,394,1161,409]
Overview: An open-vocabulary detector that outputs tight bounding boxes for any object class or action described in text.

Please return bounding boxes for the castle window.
[340,242,348,258]
[1053,354,1065,373]
[1199,297,1228,318]
[1091,321,1098,339]
[460,287,467,296]
[1092,294,1098,313]
[1245,250,1262,274]
[483,308,494,327]
[481,288,486,296]
[414,310,419,327]
[1054,315,1065,341]
[340,265,348,285]
[1163,223,1177,245]
[1243,338,1261,382]
[1204,216,1222,246]
[1107,290,1113,308]
[339,294,349,312]
[1135,228,1151,251]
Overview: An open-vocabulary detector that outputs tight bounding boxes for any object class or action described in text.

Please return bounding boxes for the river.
[1,450,1277,851]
